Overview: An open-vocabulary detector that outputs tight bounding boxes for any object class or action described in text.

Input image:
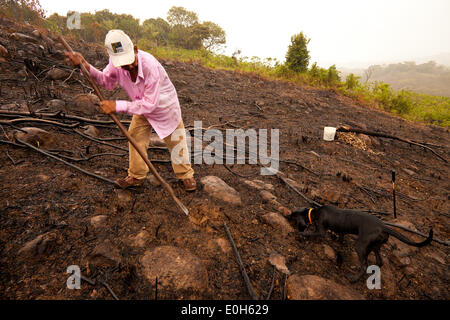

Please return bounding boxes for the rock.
[268,253,290,275]
[90,215,107,228]
[147,174,161,186]
[260,190,277,202]
[261,212,294,235]
[268,198,281,208]
[31,30,41,38]
[43,35,54,46]
[83,125,100,137]
[323,244,336,260]
[18,232,58,259]
[423,250,446,265]
[213,238,232,253]
[140,246,208,298]
[54,43,64,51]
[72,93,100,115]
[200,176,242,206]
[284,178,307,192]
[11,32,38,43]
[402,168,416,176]
[349,251,360,267]
[404,265,417,277]
[397,256,411,266]
[46,99,66,109]
[286,274,364,300]
[87,240,122,268]
[0,44,8,58]
[15,127,55,148]
[47,68,69,80]
[130,231,151,247]
[36,174,50,182]
[243,179,274,191]
[149,135,166,147]
[323,189,340,203]
[116,190,133,208]
[277,206,291,217]
[1,103,18,110]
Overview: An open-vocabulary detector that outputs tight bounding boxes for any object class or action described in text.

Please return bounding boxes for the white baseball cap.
[105,30,135,67]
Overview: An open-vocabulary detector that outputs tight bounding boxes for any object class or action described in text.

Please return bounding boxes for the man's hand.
[100,100,116,114]
[64,51,90,70]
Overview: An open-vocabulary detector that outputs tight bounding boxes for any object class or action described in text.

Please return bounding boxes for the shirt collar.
[135,50,144,83]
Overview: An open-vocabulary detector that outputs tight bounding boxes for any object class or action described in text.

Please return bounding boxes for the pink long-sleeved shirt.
[89,50,182,139]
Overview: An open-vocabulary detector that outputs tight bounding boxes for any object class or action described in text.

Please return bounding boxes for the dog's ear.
[289,207,308,219]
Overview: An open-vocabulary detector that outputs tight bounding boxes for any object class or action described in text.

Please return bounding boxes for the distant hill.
[339,61,450,97]
[416,52,450,67]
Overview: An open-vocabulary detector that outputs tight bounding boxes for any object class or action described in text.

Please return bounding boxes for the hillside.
[0,17,449,300]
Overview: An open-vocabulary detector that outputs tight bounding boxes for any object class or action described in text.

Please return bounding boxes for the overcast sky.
[39,0,450,68]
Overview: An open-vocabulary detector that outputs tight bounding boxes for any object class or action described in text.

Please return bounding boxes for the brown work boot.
[182,177,197,192]
[115,176,144,189]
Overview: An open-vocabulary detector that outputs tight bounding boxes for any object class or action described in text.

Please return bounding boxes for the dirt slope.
[0,17,448,300]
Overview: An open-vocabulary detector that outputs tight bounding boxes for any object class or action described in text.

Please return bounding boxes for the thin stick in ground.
[266,266,276,300]
[223,222,259,300]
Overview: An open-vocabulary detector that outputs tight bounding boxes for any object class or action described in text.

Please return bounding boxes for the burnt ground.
[0,17,449,300]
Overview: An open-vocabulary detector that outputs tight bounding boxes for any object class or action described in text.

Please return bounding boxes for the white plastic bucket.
[323,127,337,141]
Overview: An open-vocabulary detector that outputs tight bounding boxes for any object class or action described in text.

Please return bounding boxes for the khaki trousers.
[127,115,194,180]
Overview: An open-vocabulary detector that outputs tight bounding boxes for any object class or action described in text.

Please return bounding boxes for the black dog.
[289,205,433,282]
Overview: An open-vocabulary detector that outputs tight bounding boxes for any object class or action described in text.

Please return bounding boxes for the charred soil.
[0,17,448,300]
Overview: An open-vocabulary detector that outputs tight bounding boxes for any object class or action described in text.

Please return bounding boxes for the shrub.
[285,32,310,73]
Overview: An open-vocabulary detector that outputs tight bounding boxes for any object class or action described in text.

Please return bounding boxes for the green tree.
[115,14,140,41]
[93,9,116,23]
[285,32,310,73]
[141,18,170,46]
[167,6,200,49]
[201,21,226,52]
[327,65,340,85]
[167,6,198,27]
[345,73,361,90]
[0,0,45,23]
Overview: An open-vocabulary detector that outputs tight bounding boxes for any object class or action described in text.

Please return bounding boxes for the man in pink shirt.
[65,30,196,191]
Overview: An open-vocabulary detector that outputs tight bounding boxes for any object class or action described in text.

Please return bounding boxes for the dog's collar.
[308,208,313,224]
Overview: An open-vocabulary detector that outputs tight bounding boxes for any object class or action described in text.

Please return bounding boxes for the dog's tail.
[383,226,433,247]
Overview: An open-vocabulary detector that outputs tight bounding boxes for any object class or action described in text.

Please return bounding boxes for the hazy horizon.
[39,0,450,69]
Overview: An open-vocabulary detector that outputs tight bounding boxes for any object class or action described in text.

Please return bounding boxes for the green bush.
[285,32,310,73]
[345,73,360,90]
[390,90,413,115]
